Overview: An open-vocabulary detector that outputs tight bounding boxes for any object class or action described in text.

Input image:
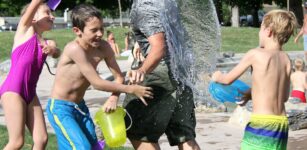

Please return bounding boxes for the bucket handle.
[124,109,132,131]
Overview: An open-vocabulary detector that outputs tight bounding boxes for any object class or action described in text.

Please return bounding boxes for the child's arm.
[294,28,304,43]
[295,15,307,43]
[66,43,153,105]
[115,44,120,55]
[212,50,255,84]
[304,72,307,90]
[124,36,129,51]
[102,45,125,112]
[16,0,43,35]
[42,40,61,58]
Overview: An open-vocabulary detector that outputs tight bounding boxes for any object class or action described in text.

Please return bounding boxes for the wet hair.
[21,3,47,16]
[294,58,305,71]
[71,4,102,31]
[262,10,297,45]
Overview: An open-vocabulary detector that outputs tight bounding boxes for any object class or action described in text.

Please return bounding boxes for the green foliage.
[222,3,231,25]
[0,0,132,17]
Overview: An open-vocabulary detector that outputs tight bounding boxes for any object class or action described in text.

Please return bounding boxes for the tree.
[118,0,123,27]
[0,0,133,18]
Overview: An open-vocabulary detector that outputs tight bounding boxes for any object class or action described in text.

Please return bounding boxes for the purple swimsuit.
[0,34,47,104]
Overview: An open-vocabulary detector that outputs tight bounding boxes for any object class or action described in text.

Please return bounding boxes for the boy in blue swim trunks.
[212,10,297,150]
[294,2,307,62]
[46,4,152,150]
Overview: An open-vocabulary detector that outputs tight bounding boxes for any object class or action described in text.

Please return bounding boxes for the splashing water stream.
[160,0,221,107]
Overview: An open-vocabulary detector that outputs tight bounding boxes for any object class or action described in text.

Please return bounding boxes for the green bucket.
[94,107,132,147]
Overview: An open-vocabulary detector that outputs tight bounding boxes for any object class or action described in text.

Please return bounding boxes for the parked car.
[240,10,265,27]
[0,21,17,31]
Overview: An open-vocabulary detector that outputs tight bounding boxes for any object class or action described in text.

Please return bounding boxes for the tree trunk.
[231,5,239,27]
[290,0,303,26]
[118,0,123,27]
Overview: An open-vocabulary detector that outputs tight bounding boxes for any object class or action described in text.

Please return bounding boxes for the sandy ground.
[0,59,306,150]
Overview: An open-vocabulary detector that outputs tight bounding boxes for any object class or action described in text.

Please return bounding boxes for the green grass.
[221,27,303,52]
[0,125,134,150]
[0,125,58,150]
[0,27,303,61]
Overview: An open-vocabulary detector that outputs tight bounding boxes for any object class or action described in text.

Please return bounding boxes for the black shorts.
[123,62,196,146]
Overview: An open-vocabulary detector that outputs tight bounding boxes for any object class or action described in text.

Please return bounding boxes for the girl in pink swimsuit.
[0,0,60,149]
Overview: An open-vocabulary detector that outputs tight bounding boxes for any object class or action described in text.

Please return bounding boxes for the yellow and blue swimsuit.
[46,98,98,150]
[241,114,288,150]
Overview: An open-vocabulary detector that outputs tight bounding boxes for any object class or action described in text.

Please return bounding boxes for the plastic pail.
[94,107,131,147]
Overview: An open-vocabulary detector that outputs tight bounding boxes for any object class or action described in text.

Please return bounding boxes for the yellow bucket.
[94,107,132,147]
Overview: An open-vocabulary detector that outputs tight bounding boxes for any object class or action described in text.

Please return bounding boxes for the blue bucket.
[208,80,250,103]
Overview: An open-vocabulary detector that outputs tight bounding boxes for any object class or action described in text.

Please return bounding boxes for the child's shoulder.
[63,41,83,54]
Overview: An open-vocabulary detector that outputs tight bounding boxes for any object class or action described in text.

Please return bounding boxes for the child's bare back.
[249,48,291,115]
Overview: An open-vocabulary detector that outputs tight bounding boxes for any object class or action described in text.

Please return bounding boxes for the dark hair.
[106,30,112,37]
[71,4,102,31]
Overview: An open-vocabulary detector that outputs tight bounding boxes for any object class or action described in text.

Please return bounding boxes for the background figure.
[107,30,120,57]
[290,58,307,103]
[124,0,200,149]
[124,31,136,51]
[0,0,60,149]
[131,42,145,70]
[294,2,307,62]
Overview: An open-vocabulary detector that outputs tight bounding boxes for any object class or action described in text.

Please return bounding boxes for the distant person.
[0,0,60,149]
[212,10,297,150]
[107,30,120,57]
[294,2,307,62]
[290,58,307,103]
[124,31,136,51]
[46,4,152,150]
[131,42,145,70]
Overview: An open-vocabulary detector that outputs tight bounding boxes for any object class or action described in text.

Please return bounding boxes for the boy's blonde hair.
[262,10,297,45]
[294,58,305,71]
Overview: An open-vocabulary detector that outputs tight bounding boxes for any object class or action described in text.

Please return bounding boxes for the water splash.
[161,0,221,106]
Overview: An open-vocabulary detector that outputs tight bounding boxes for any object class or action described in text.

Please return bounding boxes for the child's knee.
[7,137,24,149]
[33,133,48,146]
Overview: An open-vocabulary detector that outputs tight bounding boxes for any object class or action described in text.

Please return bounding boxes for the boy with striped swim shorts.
[212,10,297,150]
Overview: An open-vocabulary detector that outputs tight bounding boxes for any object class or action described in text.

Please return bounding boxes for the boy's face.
[74,17,104,48]
[34,4,55,31]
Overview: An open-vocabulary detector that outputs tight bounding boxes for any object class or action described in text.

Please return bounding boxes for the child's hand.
[102,96,118,113]
[294,37,299,44]
[129,85,153,106]
[41,43,56,55]
[211,71,222,82]
[236,88,251,106]
[127,69,145,84]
